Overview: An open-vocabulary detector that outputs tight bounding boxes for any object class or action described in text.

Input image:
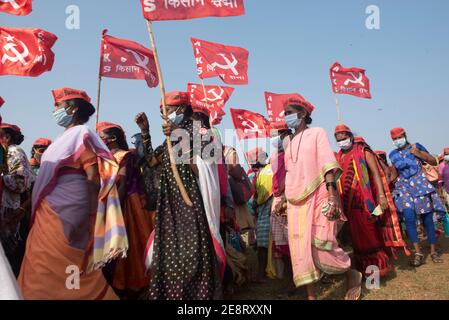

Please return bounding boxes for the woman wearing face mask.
[283,96,363,300]
[334,125,407,279]
[29,138,52,175]
[141,91,223,300]
[18,88,128,300]
[389,128,445,266]
[97,122,154,300]
[0,124,35,277]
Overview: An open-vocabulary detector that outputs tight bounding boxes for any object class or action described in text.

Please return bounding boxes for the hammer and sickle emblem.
[210,53,239,76]
[124,49,150,72]
[344,72,365,87]
[237,115,262,134]
[2,38,29,66]
[202,87,225,103]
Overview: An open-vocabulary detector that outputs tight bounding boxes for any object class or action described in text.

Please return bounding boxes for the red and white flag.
[191,37,249,85]
[0,96,4,107]
[0,27,57,77]
[0,0,32,16]
[141,0,244,21]
[187,83,234,110]
[330,62,372,99]
[100,30,158,88]
[210,105,225,125]
[264,92,305,128]
[230,108,270,140]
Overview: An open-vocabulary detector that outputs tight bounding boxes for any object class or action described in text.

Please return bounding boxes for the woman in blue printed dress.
[389,128,446,267]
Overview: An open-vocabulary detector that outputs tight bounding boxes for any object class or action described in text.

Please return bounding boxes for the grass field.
[232,237,449,300]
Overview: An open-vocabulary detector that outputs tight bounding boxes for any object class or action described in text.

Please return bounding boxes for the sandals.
[410,253,424,267]
[431,252,443,264]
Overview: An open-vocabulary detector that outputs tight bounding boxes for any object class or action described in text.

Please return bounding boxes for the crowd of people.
[0,88,448,300]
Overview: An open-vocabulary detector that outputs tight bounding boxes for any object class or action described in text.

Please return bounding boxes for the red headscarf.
[0,123,21,134]
[283,95,315,115]
[162,91,190,107]
[390,127,405,139]
[96,122,125,134]
[33,138,52,147]
[52,88,92,104]
[334,124,352,135]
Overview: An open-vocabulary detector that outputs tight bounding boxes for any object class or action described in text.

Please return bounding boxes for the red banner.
[100,30,158,88]
[191,37,249,85]
[210,105,225,125]
[230,108,270,140]
[187,83,234,110]
[0,97,4,107]
[330,62,372,99]
[0,0,32,16]
[264,92,305,128]
[141,0,244,21]
[0,27,57,77]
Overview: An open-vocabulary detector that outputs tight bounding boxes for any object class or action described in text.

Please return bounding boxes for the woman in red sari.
[97,122,154,299]
[334,124,407,277]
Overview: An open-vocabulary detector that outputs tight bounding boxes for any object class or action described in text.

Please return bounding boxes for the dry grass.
[231,237,449,300]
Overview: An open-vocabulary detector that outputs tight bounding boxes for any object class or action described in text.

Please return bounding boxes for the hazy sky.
[1,0,448,161]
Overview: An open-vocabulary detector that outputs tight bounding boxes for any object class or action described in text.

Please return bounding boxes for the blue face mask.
[53,107,73,128]
[168,110,184,125]
[285,113,302,129]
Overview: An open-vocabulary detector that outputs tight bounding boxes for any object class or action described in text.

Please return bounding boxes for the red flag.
[0,0,32,16]
[264,92,306,128]
[210,105,225,125]
[141,0,244,21]
[187,83,234,110]
[230,108,270,140]
[0,27,57,77]
[330,62,372,99]
[0,97,4,107]
[191,37,249,85]
[100,30,158,88]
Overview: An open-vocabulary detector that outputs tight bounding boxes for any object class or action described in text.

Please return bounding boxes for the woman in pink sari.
[18,88,128,300]
[283,96,362,300]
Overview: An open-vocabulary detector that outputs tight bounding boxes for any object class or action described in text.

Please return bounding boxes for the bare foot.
[344,269,362,300]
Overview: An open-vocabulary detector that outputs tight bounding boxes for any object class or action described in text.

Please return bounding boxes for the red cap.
[96,122,124,134]
[52,88,92,105]
[162,91,190,107]
[390,127,405,139]
[33,138,52,147]
[245,147,265,164]
[334,124,352,135]
[283,95,315,115]
[0,123,21,134]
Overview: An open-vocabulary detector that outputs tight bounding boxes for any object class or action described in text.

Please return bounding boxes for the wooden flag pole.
[95,75,102,126]
[145,19,193,207]
[200,78,214,129]
[335,95,343,123]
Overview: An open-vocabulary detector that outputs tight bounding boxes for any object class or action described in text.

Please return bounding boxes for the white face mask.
[444,155,449,162]
[337,138,352,151]
[285,113,302,129]
[393,137,407,149]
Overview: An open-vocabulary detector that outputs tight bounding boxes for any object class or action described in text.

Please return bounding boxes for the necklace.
[289,127,306,164]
